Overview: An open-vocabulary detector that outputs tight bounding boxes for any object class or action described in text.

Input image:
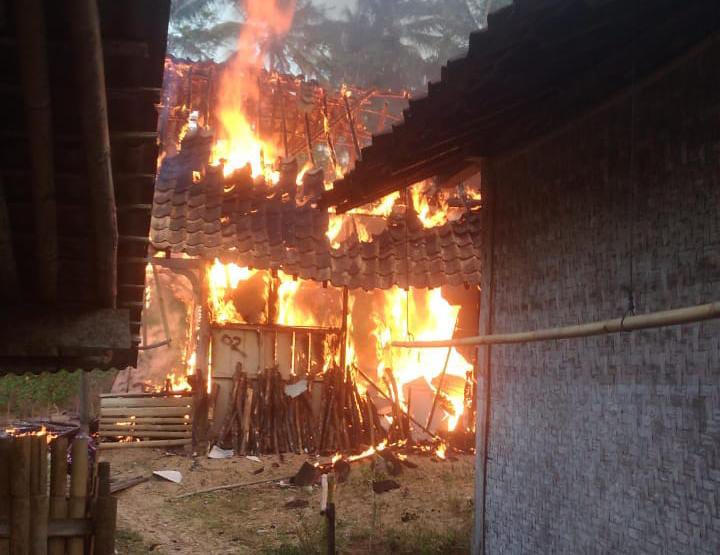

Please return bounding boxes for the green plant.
[0,369,116,417]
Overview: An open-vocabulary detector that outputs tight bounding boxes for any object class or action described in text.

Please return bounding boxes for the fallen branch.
[175,475,293,499]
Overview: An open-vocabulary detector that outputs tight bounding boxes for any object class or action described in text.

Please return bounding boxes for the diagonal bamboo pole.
[392,301,720,349]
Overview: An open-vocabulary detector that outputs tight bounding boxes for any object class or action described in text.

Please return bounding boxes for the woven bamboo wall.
[481,40,720,552]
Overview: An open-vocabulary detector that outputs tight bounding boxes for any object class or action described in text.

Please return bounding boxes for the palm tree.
[167,0,241,60]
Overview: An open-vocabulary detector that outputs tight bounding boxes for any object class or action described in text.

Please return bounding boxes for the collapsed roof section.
[150,136,482,290]
[322,0,720,212]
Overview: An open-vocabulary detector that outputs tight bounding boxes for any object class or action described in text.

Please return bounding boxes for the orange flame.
[210,0,296,181]
[348,287,471,432]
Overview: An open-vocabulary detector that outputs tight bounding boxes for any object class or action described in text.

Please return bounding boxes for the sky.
[313,0,356,18]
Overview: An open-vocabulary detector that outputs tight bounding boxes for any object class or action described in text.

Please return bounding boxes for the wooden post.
[48,438,68,555]
[342,93,362,159]
[366,393,375,447]
[325,473,336,555]
[304,114,315,166]
[10,436,31,555]
[93,462,117,555]
[339,288,349,372]
[80,371,90,434]
[68,438,89,555]
[321,90,339,173]
[0,437,11,555]
[29,436,49,555]
[473,162,495,555]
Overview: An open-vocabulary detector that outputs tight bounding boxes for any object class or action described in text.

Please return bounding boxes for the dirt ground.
[103,447,475,554]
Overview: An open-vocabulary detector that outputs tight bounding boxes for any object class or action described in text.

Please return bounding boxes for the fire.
[209,0,296,181]
[409,182,449,228]
[435,442,447,460]
[164,372,192,393]
[348,287,472,432]
[207,259,263,324]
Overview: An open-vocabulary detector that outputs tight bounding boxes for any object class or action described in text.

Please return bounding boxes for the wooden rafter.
[0,177,19,301]
[69,0,119,308]
[14,0,58,302]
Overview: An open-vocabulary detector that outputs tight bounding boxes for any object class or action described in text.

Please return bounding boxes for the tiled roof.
[150,136,482,290]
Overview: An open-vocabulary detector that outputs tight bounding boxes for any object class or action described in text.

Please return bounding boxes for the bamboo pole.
[10,436,31,555]
[426,316,460,430]
[48,438,68,555]
[92,462,117,555]
[392,301,720,348]
[29,436,49,555]
[175,475,292,499]
[68,0,118,307]
[67,438,88,555]
[0,438,10,555]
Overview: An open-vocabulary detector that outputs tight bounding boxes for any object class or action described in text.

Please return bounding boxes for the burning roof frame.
[0,0,170,375]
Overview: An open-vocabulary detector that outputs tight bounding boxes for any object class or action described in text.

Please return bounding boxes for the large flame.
[207,259,263,324]
[210,0,296,180]
[348,287,472,431]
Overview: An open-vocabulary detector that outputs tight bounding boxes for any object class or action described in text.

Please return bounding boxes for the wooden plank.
[99,424,191,432]
[100,407,191,418]
[99,391,192,399]
[98,439,192,450]
[99,417,190,425]
[100,396,191,408]
[98,431,192,439]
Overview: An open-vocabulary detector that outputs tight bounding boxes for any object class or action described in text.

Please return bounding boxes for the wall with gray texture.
[481,40,720,553]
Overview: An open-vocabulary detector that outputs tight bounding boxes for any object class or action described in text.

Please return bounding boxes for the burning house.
[126,3,484,455]
[320,0,720,553]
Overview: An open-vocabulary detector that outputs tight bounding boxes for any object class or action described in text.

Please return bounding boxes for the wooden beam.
[69,0,118,308]
[0,177,19,301]
[472,162,495,555]
[14,0,58,303]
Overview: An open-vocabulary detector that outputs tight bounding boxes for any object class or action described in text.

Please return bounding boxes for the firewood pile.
[214,365,412,456]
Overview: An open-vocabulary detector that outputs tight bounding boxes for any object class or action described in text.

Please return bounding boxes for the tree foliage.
[167,0,511,91]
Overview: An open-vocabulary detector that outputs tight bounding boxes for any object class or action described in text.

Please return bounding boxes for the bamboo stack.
[214,365,387,455]
[0,435,117,554]
[98,392,193,449]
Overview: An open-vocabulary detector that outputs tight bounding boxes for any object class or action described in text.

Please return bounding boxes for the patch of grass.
[262,516,324,555]
[115,528,147,554]
[380,523,472,554]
